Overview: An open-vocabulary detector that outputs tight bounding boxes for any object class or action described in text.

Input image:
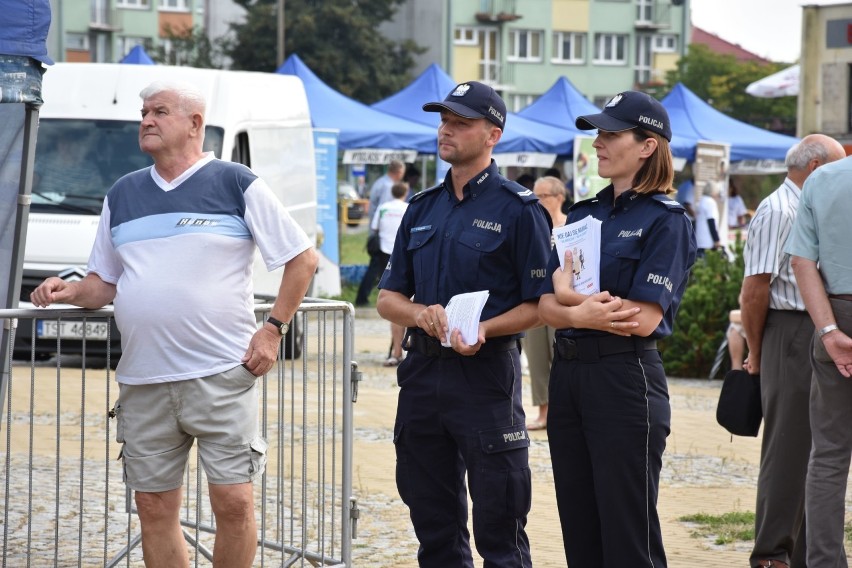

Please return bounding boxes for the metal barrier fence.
[0,299,357,567]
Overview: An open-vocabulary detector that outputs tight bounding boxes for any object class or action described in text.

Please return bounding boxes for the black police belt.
[554,335,657,362]
[405,333,519,359]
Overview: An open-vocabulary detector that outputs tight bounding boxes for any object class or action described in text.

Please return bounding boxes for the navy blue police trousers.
[393,338,532,567]
[548,338,670,567]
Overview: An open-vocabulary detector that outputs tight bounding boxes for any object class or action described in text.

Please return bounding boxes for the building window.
[66,33,89,50]
[508,29,543,62]
[593,33,628,65]
[159,0,189,11]
[552,31,586,64]
[653,34,677,53]
[509,93,535,113]
[116,0,149,7]
[635,34,652,85]
[453,26,501,83]
[454,26,478,46]
[636,0,654,23]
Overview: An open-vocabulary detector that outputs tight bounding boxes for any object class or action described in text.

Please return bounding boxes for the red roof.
[690,25,772,64]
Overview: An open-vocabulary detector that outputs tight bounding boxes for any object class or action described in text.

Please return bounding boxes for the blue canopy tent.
[372,63,577,156]
[120,45,155,65]
[516,76,599,127]
[662,83,798,165]
[276,54,436,153]
[518,77,701,159]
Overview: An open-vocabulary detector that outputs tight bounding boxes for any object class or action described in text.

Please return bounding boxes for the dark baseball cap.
[575,91,672,141]
[423,81,507,130]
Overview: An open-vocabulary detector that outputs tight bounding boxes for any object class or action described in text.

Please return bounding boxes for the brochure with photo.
[552,215,602,295]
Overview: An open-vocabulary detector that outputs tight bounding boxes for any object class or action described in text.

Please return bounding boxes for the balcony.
[635,1,672,30]
[475,0,522,24]
[90,3,122,31]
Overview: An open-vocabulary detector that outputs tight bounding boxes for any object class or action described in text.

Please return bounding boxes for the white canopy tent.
[746,65,799,98]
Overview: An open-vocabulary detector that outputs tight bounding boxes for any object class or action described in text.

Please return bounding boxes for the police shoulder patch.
[568,197,597,213]
[501,180,538,203]
[408,184,442,203]
[651,193,686,213]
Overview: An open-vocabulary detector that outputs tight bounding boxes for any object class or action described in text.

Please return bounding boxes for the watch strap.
[818,323,839,338]
[266,316,289,336]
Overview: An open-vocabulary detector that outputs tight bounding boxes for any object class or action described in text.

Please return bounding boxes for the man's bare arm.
[740,273,770,375]
[30,273,116,309]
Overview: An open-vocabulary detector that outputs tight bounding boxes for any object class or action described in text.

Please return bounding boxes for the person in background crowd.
[676,175,696,221]
[787,151,852,567]
[355,174,367,198]
[373,181,410,366]
[357,160,407,307]
[376,80,552,567]
[539,90,696,567]
[403,163,421,193]
[367,159,405,219]
[0,0,53,68]
[543,166,563,180]
[30,81,318,567]
[728,180,749,230]
[515,172,536,190]
[743,134,846,568]
[523,175,567,431]
[694,181,721,256]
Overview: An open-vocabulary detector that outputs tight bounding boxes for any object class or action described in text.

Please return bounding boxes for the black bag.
[366,233,382,256]
[716,369,763,437]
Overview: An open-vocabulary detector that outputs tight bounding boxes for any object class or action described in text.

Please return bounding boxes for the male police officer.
[376,82,552,567]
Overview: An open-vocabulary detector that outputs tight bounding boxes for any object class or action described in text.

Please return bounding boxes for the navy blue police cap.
[423,81,507,130]
[575,90,672,141]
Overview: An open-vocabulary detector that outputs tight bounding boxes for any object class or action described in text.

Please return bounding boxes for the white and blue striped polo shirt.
[88,153,312,385]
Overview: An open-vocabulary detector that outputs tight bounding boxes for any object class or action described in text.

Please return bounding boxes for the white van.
[17,63,318,361]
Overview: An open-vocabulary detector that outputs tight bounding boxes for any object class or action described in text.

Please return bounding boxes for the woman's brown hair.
[631,129,675,196]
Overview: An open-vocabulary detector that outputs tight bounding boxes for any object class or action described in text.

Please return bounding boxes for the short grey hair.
[785,137,830,170]
[535,176,566,198]
[139,81,206,116]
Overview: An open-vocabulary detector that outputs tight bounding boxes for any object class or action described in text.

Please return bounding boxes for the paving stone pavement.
[348,308,798,567]
[8,307,849,567]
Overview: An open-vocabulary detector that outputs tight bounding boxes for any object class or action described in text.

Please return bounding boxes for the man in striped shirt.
[742,134,846,568]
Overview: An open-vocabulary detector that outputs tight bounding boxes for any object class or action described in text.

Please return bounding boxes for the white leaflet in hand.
[552,215,602,295]
[441,290,490,347]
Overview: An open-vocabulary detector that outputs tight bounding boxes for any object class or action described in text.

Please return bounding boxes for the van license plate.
[37,321,109,340]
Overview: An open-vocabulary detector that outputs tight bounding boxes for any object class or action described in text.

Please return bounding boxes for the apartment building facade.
[382,0,690,110]
[45,0,689,111]
[45,0,241,64]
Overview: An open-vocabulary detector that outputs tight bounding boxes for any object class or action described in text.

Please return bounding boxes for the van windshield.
[32,119,225,215]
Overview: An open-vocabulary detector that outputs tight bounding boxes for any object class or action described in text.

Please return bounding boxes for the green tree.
[665,44,797,134]
[149,24,226,69]
[660,238,745,379]
[223,0,425,103]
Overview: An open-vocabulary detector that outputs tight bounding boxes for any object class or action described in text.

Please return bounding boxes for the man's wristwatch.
[818,323,839,338]
[265,316,289,336]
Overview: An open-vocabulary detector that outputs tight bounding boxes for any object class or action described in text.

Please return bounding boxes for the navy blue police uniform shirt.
[379,160,552,340]
[541,185,697,339]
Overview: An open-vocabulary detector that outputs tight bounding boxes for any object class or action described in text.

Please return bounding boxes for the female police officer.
[538,91,697,567]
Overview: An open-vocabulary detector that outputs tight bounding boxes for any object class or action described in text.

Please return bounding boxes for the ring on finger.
[610,321,615,328]
[430,321,436,327]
